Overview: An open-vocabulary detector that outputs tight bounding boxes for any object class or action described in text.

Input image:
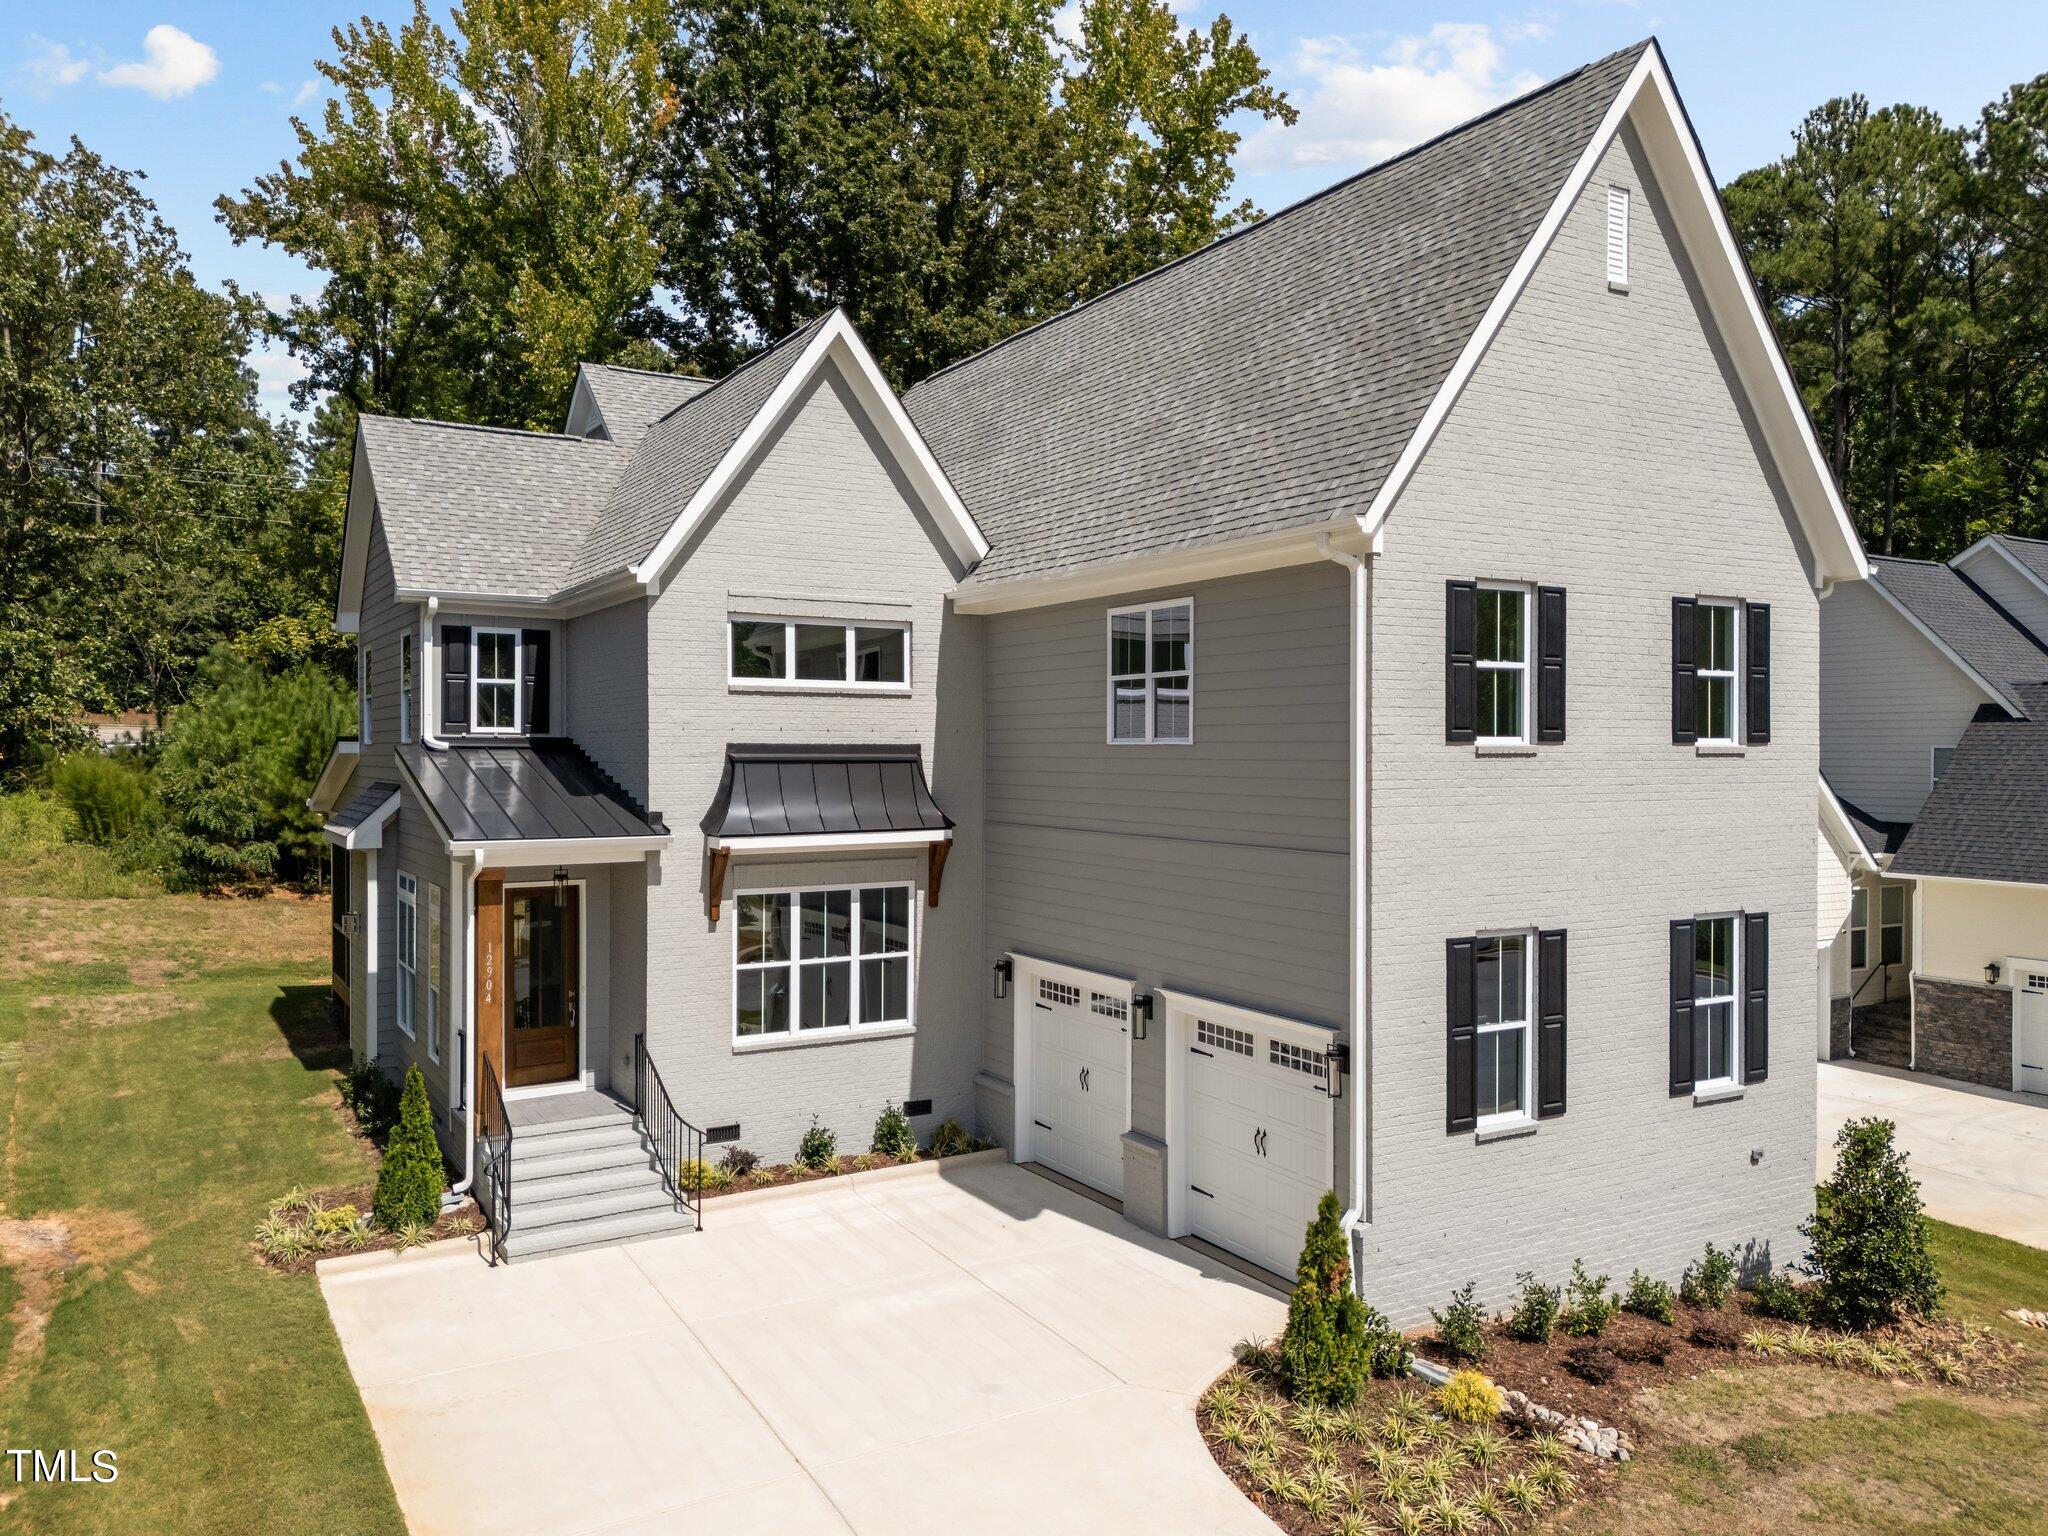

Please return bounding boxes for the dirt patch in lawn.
[0,1208,150,1388]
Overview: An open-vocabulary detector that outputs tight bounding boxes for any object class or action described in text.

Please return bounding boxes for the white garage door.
[1028,977,1128,1198]
[1186,1016,1332,1281]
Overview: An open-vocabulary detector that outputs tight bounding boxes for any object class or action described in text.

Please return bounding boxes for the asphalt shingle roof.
[1891,689,2048,885]
[1827,781,1912,858]
[904,41,1650,587]
[576,363,715,453]
[1867,557,2048,715]
[1988,534,2048,591]
[400,740,665,845]
[325,779,399,833]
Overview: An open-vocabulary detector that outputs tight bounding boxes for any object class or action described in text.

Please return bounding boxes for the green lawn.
[0,875,406,1535]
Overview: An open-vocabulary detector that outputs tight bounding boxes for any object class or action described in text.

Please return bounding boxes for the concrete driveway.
[321,1158,1286,1536]
[1819,1060,2048,1248]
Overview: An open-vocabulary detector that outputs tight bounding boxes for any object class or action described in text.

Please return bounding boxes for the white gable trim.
[1357,43,1869,594]
[1861,577,2018,715]
[1819,775,1877,871]
[632,311,989,594]
[334,431,376,634]
[1954,537,2048,610]
[324,788,400,851]
[307,740,361,816]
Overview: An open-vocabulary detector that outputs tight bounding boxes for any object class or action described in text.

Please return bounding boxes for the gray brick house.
[310,38,1870,1317]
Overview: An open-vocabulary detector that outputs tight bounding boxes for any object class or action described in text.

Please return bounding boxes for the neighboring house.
[1819,540,2048,1096]
[309,38,1869,1319]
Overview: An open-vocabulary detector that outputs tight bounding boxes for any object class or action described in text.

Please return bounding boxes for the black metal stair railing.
[476,1055,513,1264]
[634,1033,705,1231]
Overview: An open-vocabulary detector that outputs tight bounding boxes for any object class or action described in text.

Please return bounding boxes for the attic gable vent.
[1606,185,1630,291]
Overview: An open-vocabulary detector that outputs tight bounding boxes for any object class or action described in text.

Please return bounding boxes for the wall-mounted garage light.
[1325,1041,1350,1100]
[1130,993,1152,1040]
[992,956,1013,1000]
[1986,960,2002,987]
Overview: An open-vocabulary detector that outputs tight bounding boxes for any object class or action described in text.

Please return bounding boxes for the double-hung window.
[426,884,443,1062]
[399,633,415,744]
[734,883,913,1041]
[1475,932,1533,1124]
[1108,599,1193,743]
[1476,585,1530,743]
[1694,601,1740,743]
[396,873,418,1040]
[728,617,909,689]
[1849,886,1869,971]
[473,629,520,733]
[1692,914,1738,1087]
[1879,885,1904,966]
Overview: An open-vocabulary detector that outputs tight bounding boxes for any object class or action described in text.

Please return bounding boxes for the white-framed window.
[727,617,909,690]
[395,872,418,1040]
[1606,184,1630,290]
[358,645,373,745]
[1879,884,1905,967]
[426,883,443,1062]
[473,628,520,733]
[1476,583,1531,743]
[733,882,913,1041]
[1475,931,1534,1125]
[1691,913,1739,1088]
[1107,598,1193,744]
[1694,600,1740,744]
[399,632,415,744]
[1849,885,1869,971]
[1931,745,1955,787]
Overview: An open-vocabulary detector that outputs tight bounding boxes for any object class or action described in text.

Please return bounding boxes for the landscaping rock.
[2005,1308,2047,1330]
[1498,1386,1633,1462]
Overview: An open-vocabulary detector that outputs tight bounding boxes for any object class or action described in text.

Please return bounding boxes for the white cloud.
[19,37,90,93]
[292,78,319,107]
[250,342,309,420]
[1245,22,1543,173]
[97,24,219,100]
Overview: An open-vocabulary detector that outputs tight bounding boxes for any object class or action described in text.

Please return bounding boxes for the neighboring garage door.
[1028,976,1129,1198]
[1185,1014,1332,1281]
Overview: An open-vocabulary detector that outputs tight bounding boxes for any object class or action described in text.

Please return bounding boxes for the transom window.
[1692,915,1738,1087]
[1879,885,1904,966]
[396,873,418,1040]
[1108,599,1193,743]
[734,883,912,1040]
[1849,886,1869,971]
[473,629,520,733]
[1694,601,1739,743]
[1475,933,1533,1123]
[1476,585,1530,742]
[728,617,909,689]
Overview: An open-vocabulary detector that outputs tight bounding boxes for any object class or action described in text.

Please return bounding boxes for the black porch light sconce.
[552,865,569,908]
[992,956,1013,1000]
[1325,1040,1351,1100]
[1130,993,1152,1041]
[1986,960,2002,987]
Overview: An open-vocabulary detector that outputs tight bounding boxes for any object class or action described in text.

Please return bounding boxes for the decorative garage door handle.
[1034,1119,1053,1132]
[1079,1066,1090,1091]
[1252,1128,1268,1157]
[1191,1184,1214,1199]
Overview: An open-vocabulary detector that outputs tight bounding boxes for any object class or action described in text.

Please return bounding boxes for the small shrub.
[1558,1260,1618,1338]
[1622,1269,1676,1324]
[1612,1332,1670,1366]
[1680,1242,1739,1309]
[1462,1428,1505,1471]
[796,1117,837,1171]
[339,1058,401,1142]
[49,751,159,845]
[1280,1191,1405,1406]
[1688,1318,1740,1351]
[1435,1368,1503,1424]
[675,1158,732,1194]
[718,1144,761,1178]
[1498,1474,1543,1514]
[1803,1116,1942,1330]
[1431,1279,1488,1364]
[1749,1270,1809,1322]
[1505,1270,1559,1342]
[928,1118,978,1158]
[870,1102,918,1160]
[372,1065,445,1231]
[1563,1344,1620,1385]
[392,1220,434,1251]
[310,1203,362,1239]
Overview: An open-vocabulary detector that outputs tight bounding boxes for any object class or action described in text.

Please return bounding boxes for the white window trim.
[426,882,442,1063]
[726,615,912,693]
[395,872,418,1041]
[1693,911,1740,1092]
[730,880,916,1047]
[358,644,373,746]
[1879,884,1905,968]
[1931,744,1955,788]
[1695,597,1741,745]
[398,633,415,745]
[471,627,522,736]
[1475,929,1536,1131]
[1606,183,1631,291]
[1476,581,1534,746]
[1106,596,1195,745]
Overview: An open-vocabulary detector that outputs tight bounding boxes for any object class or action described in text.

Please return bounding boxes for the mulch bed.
[256,1183,485,1276]
[696,1145,988,1200]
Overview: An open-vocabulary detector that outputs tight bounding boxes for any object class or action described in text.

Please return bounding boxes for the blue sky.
[5,2,2045,417]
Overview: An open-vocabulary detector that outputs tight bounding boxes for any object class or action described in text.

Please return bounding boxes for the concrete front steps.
[500,1096,696,1261]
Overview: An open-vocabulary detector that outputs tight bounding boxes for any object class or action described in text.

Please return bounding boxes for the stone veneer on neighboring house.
[1829,996,1853,1060]
[1911,978,2011,1089]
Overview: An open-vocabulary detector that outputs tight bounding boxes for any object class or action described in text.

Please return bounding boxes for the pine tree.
[1279,1190,1396,1406]
[372,1064,446,1231]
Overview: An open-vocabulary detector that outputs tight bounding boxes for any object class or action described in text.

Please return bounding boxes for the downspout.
[1317,533,1371,1241]
[421,597,452,750]
[441,846,485,1209]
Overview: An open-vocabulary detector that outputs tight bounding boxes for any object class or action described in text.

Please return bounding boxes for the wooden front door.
[505,884,581,1088]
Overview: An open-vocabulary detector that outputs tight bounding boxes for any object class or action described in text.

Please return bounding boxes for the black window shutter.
[1743,911,1770,1084]
[1669,919,1696,1096]
[521,629,551,735]
[1745,602,1771,745]
[1446,937,1477,1134]
[1671,597,1697,743]
[1537,928,1567,1117]
[441,625,471,733]
[1445,581,1478,744]
[1537,586,1567,744]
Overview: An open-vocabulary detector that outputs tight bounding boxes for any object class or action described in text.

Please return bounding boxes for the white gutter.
[442,847,485,1209]
[421,597,452,750]
[1317,533,1371,1238]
